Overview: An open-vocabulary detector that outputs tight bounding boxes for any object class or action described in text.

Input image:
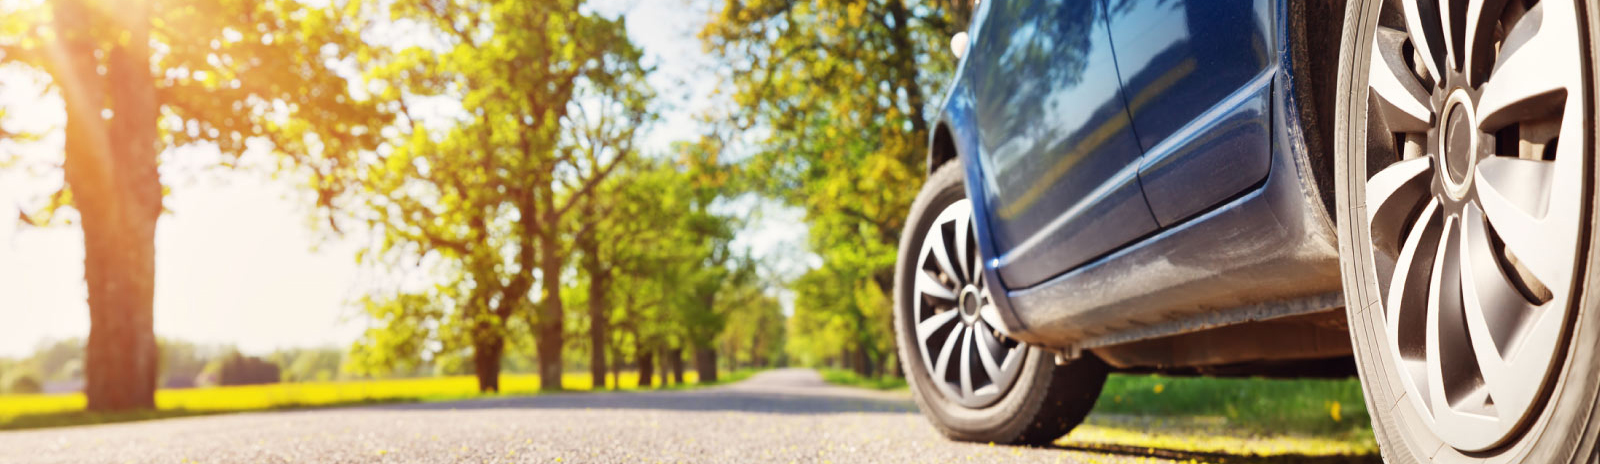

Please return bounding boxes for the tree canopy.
[701,0,968,375]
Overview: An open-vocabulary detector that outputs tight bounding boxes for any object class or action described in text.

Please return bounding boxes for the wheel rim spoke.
[1462,0,1509,83]
[1371,28,1436,133]
[954,209,971,283]
[925,218,961,286]
[1438,0,1464,69]
[1386,200,1444,414]
[974,323,1007,383]
[978,303,1009,336]
[1400,0,1448,81]
[1460,204,1537,420]
[1423,217,1489,417]
[932,324,962,384]
[1477,2,1580,131]
[1476,157,1569,290]
[958,327,975,399]
[1367,157,1436,258]
[916,268,958,302]
[917,309,960,345]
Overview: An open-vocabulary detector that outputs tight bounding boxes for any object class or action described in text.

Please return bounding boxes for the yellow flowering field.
[0,371,702,428]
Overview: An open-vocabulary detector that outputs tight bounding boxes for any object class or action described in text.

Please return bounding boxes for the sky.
[0,0,809,358]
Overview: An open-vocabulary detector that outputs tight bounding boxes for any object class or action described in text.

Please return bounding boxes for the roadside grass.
[0,369,758,431]
[1077,374,1376,458]
[820,369,1376,457]
[1090,374,1371,437]
[819,369,909,390]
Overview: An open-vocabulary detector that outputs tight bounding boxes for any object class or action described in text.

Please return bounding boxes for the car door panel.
[1105,0,1275,225]
[969,0,1158,289]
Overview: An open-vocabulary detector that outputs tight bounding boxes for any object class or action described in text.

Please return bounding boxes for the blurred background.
[0,0,1374,459]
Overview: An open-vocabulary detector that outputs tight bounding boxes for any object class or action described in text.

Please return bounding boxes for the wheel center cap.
[957,286,981,323]
[1439,90,1478,198]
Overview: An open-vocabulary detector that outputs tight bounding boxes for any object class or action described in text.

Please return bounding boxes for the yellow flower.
[1329,401,1343,422]
[1153,384,1165,394]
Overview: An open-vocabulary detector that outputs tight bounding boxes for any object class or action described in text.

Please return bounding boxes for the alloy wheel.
[912,199,1027,408]
[1360,0,1588,451]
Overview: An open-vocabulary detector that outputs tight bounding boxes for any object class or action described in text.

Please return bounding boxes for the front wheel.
[1335,0,1600,461]
[894,162,1107,446]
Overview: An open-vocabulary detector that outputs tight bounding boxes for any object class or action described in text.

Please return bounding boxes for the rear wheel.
[1335,0,1600,460]
[894,162,1107,445]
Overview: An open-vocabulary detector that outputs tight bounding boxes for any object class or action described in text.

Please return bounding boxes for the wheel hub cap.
[958,286,981,323]
[1440,90,1479,198]
[910,199,1027,408]
[1360,0,1587,452]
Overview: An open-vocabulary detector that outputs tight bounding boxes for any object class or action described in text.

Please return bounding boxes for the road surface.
[0,369,1376,463]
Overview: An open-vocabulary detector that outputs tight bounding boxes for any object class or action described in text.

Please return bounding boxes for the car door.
[969,0,1158,289]
[1104,0,1275,225]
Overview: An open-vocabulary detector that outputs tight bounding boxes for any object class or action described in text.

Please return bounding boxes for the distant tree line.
[0,338,348,394]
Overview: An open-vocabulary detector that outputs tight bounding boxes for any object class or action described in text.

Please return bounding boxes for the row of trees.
[0,0,786,409]
[330,0,785,392]
[2,0,969,410]
[701,0,972,377]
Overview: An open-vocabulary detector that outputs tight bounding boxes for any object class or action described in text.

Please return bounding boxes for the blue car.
[894,0,1600,459]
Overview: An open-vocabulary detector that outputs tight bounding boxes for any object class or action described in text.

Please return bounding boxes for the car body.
[928,0,1352,374]
[899,0,1600,458]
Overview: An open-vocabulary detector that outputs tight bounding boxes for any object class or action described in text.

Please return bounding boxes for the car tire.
[1334,0,1600,461]
[894,161,1108,446]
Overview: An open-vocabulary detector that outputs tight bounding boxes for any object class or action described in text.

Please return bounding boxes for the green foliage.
[269,348,345,383]
[717,280,786,369]
[25,338,81,383]
[337,0,663,390]
[702,0,970,378]
[0,0,388,225]
[203,353,281,387]
[158,338,228,388]
[3,371,42,395]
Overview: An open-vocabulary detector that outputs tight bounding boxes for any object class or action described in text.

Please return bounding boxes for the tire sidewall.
[894,162,1057,441]
[1335,0,1600,461]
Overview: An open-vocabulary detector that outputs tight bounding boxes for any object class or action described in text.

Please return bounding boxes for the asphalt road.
[0,369,1376,463]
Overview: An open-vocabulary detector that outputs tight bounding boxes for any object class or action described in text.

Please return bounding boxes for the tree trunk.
[472,336,503,392]
[55,0,161,412]
[694,346,717,384]
[636,348,654,388]
[658,346,674,387]
[535,209,565,390]
[609,341,623,390]
[582,246,610,390]
[669,348,686,385]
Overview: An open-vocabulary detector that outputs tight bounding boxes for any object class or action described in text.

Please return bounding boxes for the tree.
[344,0,650,392]
[0,0,383,410]
[271,347,344,382]
[718,279,785,370]
[701,0,971,378]
[157,338,226,388]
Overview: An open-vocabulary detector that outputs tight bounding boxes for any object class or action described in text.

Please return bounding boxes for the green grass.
[1091,374,1372,438]
[820,370,1377,456]
[819,369,908,390]
[0,369,757,431]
